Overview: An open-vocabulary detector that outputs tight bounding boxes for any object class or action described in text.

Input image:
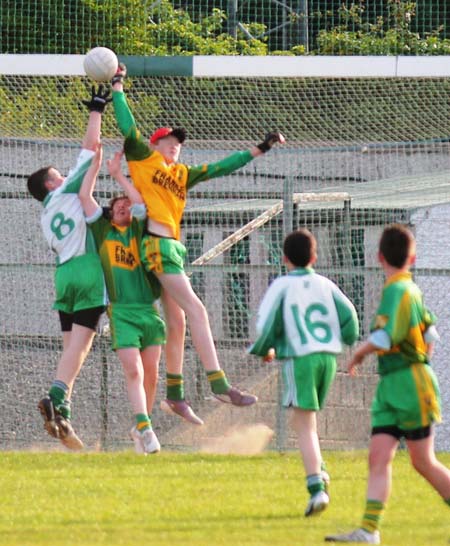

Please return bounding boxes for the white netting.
[1,71,450,450]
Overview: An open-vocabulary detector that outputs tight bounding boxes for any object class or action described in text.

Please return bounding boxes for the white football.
[83,47,118,82]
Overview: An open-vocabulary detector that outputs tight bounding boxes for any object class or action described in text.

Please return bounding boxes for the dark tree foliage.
[1,0,449,54]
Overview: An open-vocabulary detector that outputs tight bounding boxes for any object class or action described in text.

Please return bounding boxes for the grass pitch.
[1,450,449,546]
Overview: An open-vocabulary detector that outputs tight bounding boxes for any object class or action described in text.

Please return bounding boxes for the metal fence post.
[99,335,109,450]
[274,176,294,451]
[227,0,238,39]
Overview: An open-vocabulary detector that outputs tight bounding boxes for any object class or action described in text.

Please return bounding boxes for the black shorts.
[58,306,105,332]
[372,424,431,441]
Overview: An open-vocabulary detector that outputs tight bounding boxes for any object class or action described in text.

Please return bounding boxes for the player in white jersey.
[249,228,359,517]
[27,85,111,450]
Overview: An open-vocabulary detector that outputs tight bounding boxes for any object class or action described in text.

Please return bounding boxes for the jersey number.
[291,303,332,344]
[51,212,75,240]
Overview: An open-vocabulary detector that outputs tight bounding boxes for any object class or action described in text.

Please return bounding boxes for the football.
[83,47,118,82]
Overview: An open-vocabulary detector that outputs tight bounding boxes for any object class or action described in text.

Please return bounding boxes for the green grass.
[0,450,449,546]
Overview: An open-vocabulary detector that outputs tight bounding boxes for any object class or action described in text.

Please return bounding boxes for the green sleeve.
[112,90,151,162]
[376,284,410,345]
[186,150,254,189]
[89,215,112,249]
[332,290,359,345]
[132,217,146,246]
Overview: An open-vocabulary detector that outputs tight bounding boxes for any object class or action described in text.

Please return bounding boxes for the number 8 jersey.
[41,150,97,265]
[249,268,359,359]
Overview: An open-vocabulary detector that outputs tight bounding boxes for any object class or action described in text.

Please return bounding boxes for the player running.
[325,224,450,544]
[111,63,284,424]
[249,228,359,517]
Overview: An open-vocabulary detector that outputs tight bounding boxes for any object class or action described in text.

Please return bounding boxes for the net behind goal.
[1,56,450,451]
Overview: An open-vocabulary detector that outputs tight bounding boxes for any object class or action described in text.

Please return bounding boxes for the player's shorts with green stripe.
[371,363,441,430]
[141,234,187,275]
[281,352,337,410]
[53,253,106,313]
[108,303,166,350]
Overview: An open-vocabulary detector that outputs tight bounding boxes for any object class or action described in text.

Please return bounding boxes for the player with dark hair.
[326,224,450,544]
[27,85,111,450]
[111,64,285,424]
[79,148,165,455]
[249,228,359,517]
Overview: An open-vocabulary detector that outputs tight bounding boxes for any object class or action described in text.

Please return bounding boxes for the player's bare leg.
[407,433,450,499]
[292,409,329,516]
[158,272,257,407]
[366,433,398,502]
[159,290,204,425]
[38,324,94,450]
[141,344,161,415]
[55,325,95,390]
[161,290,185,375]
[118,347,160,454]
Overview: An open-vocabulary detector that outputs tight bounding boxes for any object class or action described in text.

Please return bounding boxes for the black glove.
[256,131,285,153]
[111,63,127,86]
[82,85,112,114]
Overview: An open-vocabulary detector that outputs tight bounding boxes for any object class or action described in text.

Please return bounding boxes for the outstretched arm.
[111,64,137,138]
[187,131,285,188]
[79,143,103,217]
[111,64,151,161]
[106,151,144,205]
[81,85,111,151]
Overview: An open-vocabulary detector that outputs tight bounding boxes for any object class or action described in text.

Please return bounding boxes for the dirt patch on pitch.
[200,423,274,455]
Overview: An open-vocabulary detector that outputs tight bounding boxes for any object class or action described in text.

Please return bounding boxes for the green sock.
[49,381,68,409]
[306,474,325,496]
[58,399,71,420]
[166,373,184,401]
[147,415,153,428]
[135,413,150,433]
[207,370,231,395]
[361,499,385,533]
[445,497,450,506]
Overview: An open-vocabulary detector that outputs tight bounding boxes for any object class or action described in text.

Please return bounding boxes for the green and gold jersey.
[87,209,160,304]
[112,90,254,240]
[372,271,435,375]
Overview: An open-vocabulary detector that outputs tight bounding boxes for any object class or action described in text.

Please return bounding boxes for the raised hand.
[256,131,286,153]
[82,85,112,113]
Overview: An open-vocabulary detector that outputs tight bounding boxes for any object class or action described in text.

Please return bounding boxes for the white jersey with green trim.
[40,149,95,265]
[251,270,357,358]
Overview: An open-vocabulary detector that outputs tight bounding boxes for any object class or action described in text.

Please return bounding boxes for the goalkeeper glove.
[256,131,285,153]
[111,63,127,86]
[82,85,112,114]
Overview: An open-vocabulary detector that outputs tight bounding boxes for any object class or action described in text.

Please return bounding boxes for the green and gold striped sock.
[135,413,150,432]
[207,370,231,395]
[361,499,385,533]
[166,373,184,401]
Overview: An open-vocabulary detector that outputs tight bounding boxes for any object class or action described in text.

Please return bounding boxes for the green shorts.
[54,253,106,313]
[281,352,337,410]
[371,364,441,431]
[108,303,166,350]
[141,234,186,275]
